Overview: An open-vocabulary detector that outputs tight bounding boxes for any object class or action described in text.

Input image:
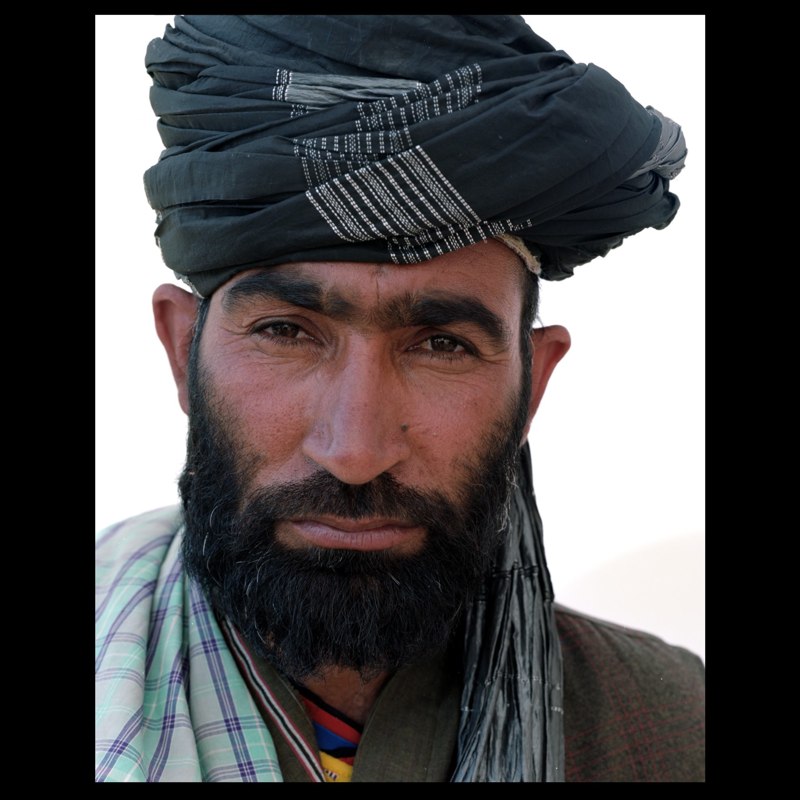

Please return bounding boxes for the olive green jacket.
[252,605,705,782]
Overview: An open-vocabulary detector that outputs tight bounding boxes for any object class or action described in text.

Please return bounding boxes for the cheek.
[208,360,314,477]
[412,389,490,435]
[402,369,521,472]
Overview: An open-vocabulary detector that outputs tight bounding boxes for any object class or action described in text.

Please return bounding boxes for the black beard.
[179,357,528,682]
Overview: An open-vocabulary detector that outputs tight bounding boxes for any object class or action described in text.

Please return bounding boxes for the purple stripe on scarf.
[95,582,156,674]
[144,550,186,673]
[147,648,191,782]
[187,580,262,782]
[95,707,144,782]
[95,534,173,621]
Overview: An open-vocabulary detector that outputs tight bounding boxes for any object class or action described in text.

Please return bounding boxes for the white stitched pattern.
[305,145,478,244]
[296,66,505,257]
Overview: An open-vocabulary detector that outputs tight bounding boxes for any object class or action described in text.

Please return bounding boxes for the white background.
[95,15,705,661]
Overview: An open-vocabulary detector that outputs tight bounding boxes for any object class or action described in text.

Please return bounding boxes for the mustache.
[239,469,462,531]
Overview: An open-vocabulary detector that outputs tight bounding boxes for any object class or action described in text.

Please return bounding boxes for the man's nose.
[302,346,412,485]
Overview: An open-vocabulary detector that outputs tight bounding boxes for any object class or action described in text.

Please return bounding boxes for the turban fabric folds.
[143,15,686,297]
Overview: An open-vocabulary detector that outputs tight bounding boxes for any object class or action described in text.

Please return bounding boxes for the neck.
[298,667,391,726]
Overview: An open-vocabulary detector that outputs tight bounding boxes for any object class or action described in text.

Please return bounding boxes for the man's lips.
[278,515,426,552]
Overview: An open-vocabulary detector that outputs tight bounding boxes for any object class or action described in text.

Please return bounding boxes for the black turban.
[143,15,686,297]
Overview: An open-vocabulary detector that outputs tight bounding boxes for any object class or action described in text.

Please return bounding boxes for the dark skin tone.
[154,239,570,722]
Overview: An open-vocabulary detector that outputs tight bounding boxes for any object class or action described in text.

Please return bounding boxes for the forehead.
[216,239,528,317]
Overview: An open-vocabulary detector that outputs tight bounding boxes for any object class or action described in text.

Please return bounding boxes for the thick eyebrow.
[222,271,354,318]
[374,293,509,347]
[222,270,509,346]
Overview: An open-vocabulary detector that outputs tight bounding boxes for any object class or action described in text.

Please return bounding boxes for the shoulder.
[96,505,187,672]
[555,603,704,677]
[96,505,184,591]
[554,603,705,782]
[96,505,184,560]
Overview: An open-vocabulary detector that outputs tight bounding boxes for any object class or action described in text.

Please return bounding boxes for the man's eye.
[425,335,464,353]
[265,321,302,338]
[411,334,474,360]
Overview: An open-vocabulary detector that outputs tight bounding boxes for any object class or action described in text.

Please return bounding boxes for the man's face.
[179,239,533,680]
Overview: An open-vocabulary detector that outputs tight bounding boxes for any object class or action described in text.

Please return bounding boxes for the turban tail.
[453,441,564,781]
[143,15,687,297]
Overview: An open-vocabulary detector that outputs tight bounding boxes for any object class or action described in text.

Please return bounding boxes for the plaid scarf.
[96,507,289,782]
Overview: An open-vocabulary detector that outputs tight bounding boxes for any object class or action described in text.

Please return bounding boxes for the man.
[95,15,704,782]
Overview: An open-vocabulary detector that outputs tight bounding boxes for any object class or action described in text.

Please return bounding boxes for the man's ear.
[521,324,571,441]
[152,283,199,415]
